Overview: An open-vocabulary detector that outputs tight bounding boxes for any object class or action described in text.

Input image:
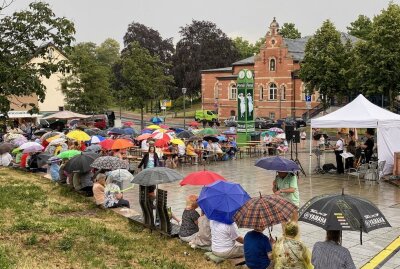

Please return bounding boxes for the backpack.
[323,163,336,172]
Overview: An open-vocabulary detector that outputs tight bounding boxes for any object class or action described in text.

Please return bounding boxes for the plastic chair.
[348,163,369,185]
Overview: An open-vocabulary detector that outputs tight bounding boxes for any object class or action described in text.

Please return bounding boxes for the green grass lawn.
[0,168,231,269]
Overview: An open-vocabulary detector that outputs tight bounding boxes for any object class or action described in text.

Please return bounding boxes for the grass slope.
[0,168,231,269]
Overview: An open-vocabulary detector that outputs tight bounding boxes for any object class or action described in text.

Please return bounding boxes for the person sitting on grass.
[189,211,212,249]
[48,157,61,182]
[104,175,130,208]
[210,220,244,259]
[0,152,13,167]
[244,228,273,269]
[179,195,200,242]
[93,173,106,207]
[72,171,94,196]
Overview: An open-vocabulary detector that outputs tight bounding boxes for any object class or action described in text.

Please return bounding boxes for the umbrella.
[99,139,114,150]
[122,127,136,135]
[151,132,172,141]
[111,139,134,150]
[268,127,284,133]
[180,170,226,186]
[136,134,151,141]
[154,139,170,148]
[91,135,105,144]
[234,194,298,231]
[12,148,22,154]
[90,156,129,170]
[255,156,299,172]
[57,150,81,159]
[48,138,66,146]
[20,142,44,153]
[217,135,227,142]
[64,152,99,173]
[107,169,134,182]
[4,133,25,143]
[198,128,219,136]
[177,131,194,139]
[45,143,68,156]
[189,121,200,127]
[66,130,91,141]
[123,121,135,127]
[85,144,102,153]
[198,180,251,225]
[131,167,183,186]
[42,111,90,120]
[203,136,219,143]
[34,129,48,136]
[46,134,63,143]
[152,128,168,134]
[108,127,125,135]
[170,138,184,145]
[147,124,161,130]
[188,136,201,142]
[150,117,163,124]
[159,124,170,129]
[141,129,153,134]
[37,153,53,167]
[299,190,391,244]
[171,128,184,134]
[41,131,61,141]
[12,137,28,147]
[0,143,14,154]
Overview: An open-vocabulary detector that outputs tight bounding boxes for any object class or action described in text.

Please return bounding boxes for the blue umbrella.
[198,180,251,224]
[108,127,125,135]
[123,127,136,135]
[141,129,153,134]
[171,128,184,134]
[255,156,299,172]
[217,135,227,142]
[150,117,163,124]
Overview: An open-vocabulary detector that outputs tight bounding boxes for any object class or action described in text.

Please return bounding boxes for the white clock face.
[238,70,245,79]
[246,70,253,79]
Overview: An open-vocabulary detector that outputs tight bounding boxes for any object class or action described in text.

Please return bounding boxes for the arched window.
[259,85,264,100]
[280,85,286,100]
[269,83,277,100]
[269,58,276,71]
[230,110,236,116]
[213,83,219,99]
[229,83,237,100]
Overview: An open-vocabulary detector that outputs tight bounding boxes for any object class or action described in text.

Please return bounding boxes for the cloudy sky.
[4,0,400,47]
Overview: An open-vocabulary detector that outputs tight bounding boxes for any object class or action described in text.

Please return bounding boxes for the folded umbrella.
[20,142,44,153]
[234,194,298,231]
[64,151,99,173]
[198,180,250,224]
[0,143,14,154]
[177,131,194,139]
[131,167,183,186]
[107,169,134,182]
[90,156,129,170]
[66,130,91,141]
[180,170,225,186]
[255,156,299,172]
[57,150,81,159]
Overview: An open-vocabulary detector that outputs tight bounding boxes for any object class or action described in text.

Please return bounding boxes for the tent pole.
[309,124,313,157]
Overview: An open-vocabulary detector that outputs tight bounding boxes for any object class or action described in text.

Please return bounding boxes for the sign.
[161,106,166,110]
[159,100,172,108]
[305,95,312,102]
[237,69,255,134]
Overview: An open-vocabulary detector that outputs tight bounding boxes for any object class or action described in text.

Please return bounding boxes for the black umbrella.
[0,143,14,154]
[37,153,53,167]
[64,152,99,173]
[203,136,219,143]
[188,136,201,142]
[34,129,49,136]
[299,189,391,244]
[177,131,194,139]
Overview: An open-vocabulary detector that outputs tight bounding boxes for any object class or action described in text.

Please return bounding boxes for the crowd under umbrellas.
[0,112,393,268]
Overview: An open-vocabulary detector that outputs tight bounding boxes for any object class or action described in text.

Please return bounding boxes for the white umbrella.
[42,111,90,120]
[19,142,44,153]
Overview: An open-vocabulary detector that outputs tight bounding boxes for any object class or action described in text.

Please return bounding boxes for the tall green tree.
[254,37,266,53]
[347,15,372,40]
[299,20,347,110]
[280,23,301,39]
[0,2,75,115]
[113,42,173,129]
[172,20,240,98]
[232,37,256,59]
[61,39,120,113]
[348,3,400,109]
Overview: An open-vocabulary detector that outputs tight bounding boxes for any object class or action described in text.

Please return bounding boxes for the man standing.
[360,129,374,163]
[334,132,344,174]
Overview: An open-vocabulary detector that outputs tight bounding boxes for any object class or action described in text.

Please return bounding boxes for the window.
[58,106,64,111]
[269,112,275,119]
[269,58,276,71]
[213,83,219,99]
[269,83,277,100]
[230,110,236,116]
[229,84,237,100]
[280,85,286,100]
[259,85,264,100]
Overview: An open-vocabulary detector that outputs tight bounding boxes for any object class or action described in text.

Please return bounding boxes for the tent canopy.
[42,111,90,120]
[311,95,400,128]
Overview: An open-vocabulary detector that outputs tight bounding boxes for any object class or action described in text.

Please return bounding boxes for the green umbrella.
[57,150,81,159]
[198,128,218,136]
[12,148,22,154]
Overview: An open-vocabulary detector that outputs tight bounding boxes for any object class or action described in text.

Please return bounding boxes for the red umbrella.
[180,170,226,186]
[100,139,114,150]
[123,121,135,127]
[159,124,170,129]
[189,121,200,126]
[111,139,134,150]
[136,133,152,141]
[154,139,170,148]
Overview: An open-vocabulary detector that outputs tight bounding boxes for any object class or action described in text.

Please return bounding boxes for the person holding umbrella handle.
[272,171,300,221]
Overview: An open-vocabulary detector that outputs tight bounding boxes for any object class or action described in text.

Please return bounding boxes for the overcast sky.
[5,0,400,47]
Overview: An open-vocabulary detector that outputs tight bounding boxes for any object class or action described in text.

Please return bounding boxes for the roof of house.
[232,56,255,66]
[201,67,232,73]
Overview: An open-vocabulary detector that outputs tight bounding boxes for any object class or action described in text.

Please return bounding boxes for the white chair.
[348,163,369,185]
[377,160,386,181]
[364,161,379,184]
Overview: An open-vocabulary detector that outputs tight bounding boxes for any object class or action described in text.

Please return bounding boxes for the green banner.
[237,69,255,133]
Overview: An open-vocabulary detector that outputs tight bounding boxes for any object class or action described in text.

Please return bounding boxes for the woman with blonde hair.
[273,222,313,269]
[178,194,200,242]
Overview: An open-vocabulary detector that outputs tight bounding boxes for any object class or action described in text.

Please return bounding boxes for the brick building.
[201,18,356,121]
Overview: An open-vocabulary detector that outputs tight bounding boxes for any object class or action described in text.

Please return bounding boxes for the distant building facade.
[201,18,357,120]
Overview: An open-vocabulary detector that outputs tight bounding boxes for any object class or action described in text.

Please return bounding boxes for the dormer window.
[269,58,276,71]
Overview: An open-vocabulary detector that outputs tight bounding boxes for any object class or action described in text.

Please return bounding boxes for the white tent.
[311,94,400,174]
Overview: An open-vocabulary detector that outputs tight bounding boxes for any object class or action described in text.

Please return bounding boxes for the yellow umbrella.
[147,125,161,130]
[152,128,167,133]
[170,138,185,145]
[46,134,62,142]
[66,130,91,141]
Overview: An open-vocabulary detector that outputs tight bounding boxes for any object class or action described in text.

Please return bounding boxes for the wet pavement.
[123,145,400,268]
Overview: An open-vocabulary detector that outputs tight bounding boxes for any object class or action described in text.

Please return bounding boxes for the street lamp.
[182,87,187,129]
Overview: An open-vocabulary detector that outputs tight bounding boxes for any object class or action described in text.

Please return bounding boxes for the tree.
[172,20,240,97]
[113,42,173,129]
[348,3,400,109]
[254,37,266,54]
[61,39,120,113]
[123,21,174,64]
[0,2,75,115]
[280,23,301,39]
[232,37,256,59]
[347,15,372,40]
[299,20,347,110]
